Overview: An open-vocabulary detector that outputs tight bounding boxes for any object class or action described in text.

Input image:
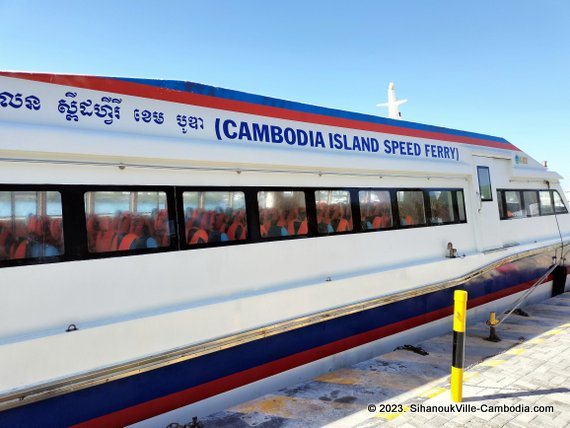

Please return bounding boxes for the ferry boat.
[0,72,568,427]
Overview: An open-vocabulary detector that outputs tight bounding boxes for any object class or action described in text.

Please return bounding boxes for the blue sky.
[1,1,569,189]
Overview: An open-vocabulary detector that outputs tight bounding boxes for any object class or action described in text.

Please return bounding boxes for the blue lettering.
[222,119,237,139]
[384,139,392,154]
[238,122,252,140]
[252,123,269,141]
[371,138,379,152]
[297,129,308,146]
[215,118,222,140]
[270,126,283,143]
[353,136,362,151]
[284,127,296,145]
[315,132,325,148]
[333,133,344,149]
[392,140,400,154]
[343,135,352,151]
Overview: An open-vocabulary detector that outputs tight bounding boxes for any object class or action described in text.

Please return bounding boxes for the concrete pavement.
[182,293,570,427]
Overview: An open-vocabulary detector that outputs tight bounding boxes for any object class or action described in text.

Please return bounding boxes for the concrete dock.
[186,293,570,427]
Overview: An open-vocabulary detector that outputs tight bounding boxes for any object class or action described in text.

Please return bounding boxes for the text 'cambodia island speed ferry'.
[0,72,569,427]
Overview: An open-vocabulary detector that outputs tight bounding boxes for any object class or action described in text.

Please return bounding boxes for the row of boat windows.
[0,187,466,263]
[496,189,567,219]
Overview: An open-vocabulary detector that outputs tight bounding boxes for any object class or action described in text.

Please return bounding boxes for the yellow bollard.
[451,290,468,402]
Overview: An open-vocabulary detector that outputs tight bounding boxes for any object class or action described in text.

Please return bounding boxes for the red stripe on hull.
[0,72,519,151]
[72,277,549,427]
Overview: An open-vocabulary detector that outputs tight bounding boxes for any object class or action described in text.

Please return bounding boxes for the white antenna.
[377,82,407,120]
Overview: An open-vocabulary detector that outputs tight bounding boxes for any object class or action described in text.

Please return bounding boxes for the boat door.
[471,155,503,251]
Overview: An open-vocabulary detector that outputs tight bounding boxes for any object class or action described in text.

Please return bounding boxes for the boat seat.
[188,228,208,245]
[118,233,140,251]
[11,240,28,260]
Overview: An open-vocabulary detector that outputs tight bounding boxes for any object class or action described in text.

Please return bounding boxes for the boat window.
[429,190,455,224]
[499,188,568,220]
[504,191,524,218]
[477,166,493,201]
[84,191,170,253]
[183,191,247,244]
[396,190,426,226]
[553,191,568,214]
[539,191,554,215]
[523,191,540,217]
[0,191,64,261]
[315,190,352,234]
[258,191,307,238]
[358,190,393,231]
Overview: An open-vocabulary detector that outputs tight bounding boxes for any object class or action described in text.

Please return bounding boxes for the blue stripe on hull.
[0,250,554,427]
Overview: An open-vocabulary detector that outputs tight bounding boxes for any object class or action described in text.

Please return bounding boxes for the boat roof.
[0,71,516,152]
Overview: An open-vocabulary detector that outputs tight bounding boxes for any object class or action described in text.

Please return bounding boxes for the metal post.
[486,311,501,342]
[451,290,468,402]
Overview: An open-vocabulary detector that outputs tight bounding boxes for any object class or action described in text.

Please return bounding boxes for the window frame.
[357,189,395,232]
[477,166,493,202]
[396,189,427,228]
[0,187,66,265]
[522,190,540,217]
[256,188,310,242]
[176,186,254,249]
[1,184,470,269]
[314,189,354,236]
[427,189,461,226]
[497,188,569,220]
[181,189,249,246]
[553,190,569,214]
[84,188,174,255]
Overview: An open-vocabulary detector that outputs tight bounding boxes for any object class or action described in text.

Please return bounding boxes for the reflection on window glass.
[84,191,170,253]
[456,191,466,221]
[539,191,554,215]
[258,191,307,238]
[429,190,455,224]
[497,191,505,218]
[358,190,392,230]
[477,166,492,201]
[397,191,426,226]
[523,191,540,217]
[553,191,568,214]
[0,191,64,261]
[315,190,352,234]
[183,191,247,245]
[504,191,524,218]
